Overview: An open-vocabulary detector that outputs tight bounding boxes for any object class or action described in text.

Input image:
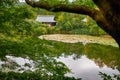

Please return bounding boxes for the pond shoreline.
[39,34,118,47]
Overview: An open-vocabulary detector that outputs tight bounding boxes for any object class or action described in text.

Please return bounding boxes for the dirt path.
[39,34,118,47]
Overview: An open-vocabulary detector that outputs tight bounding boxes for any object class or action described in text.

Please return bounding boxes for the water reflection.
[56,54,120,80]
[85,43,120,71]
[0,40,120,80]
[0,55,35,72]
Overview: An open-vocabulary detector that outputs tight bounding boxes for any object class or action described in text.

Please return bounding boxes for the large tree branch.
[25,0,99,18]
[93,0,120,29]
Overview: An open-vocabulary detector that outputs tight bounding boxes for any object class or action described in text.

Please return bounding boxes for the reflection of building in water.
[36,15,56,27]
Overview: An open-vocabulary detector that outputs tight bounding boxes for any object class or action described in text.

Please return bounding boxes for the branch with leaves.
[25,0,99,18]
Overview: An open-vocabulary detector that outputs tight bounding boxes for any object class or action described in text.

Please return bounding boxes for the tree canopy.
[25,0,120,48]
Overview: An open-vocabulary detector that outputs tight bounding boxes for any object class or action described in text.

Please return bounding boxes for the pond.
[56,54,120,80]
[0,37,120,80]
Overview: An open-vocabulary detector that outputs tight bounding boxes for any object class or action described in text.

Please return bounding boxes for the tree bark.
[25,0,120,48]
[93,0,120,48]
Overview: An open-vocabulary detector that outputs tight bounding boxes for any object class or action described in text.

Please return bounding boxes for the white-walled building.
[36,15,56,27]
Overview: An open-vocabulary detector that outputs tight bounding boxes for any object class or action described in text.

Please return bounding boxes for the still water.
[0,41,120,80]
[56,54,120,80]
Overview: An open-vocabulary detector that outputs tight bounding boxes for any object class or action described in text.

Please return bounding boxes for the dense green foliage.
[0,71,80,80]
[36,9,107,35]
[0,1,36,36]
[0,0,119,80]
[0,0,106,36]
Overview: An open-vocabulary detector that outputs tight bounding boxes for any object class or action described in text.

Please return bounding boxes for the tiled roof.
[36,15,56,22]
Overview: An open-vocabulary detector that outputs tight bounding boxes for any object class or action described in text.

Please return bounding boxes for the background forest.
[1,1,107,37]
[33,7,107,36]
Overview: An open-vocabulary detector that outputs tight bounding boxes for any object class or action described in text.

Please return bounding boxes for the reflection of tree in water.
[0,38,83,80]
[84,43,120,71]
[99,72,120,80]
[0,38,120,79]
[94,58,104,68]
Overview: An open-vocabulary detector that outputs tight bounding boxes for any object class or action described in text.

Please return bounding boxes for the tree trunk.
[93,0,120,48]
